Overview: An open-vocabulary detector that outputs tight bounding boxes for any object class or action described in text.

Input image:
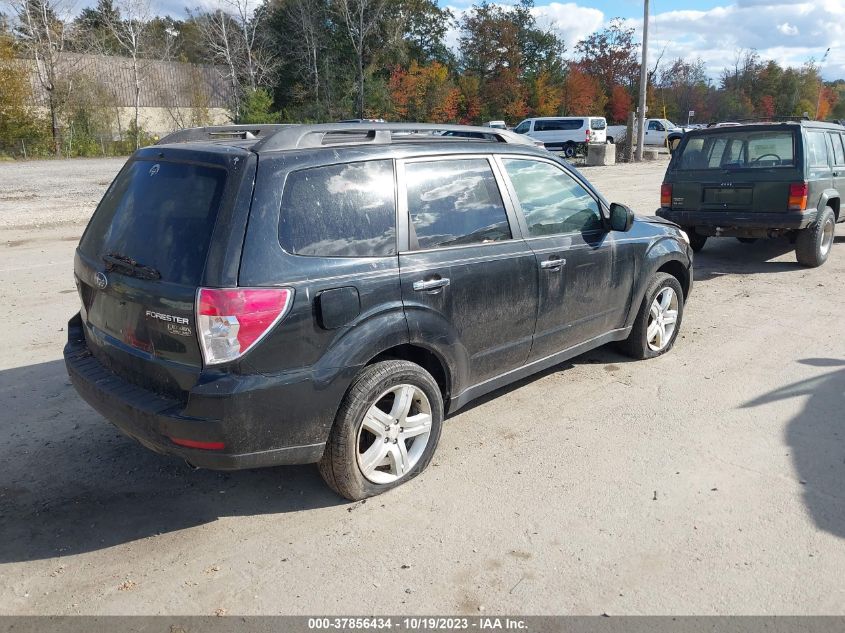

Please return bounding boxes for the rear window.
[534,119,583,132]
[675,130,796,170]
[279,160,396,257]
[590,118,607,130]
[79,160,227,285]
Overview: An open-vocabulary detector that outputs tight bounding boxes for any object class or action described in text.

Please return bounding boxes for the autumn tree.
[575,18,638,95]
[0,32,45,151]
[560,67,600,116]
[608,84,631,122]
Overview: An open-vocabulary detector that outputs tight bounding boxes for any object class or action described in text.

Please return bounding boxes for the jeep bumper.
[657,208,818,232]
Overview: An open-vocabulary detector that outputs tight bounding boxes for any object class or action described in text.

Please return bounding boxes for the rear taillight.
[586,129,592,142]
[661,183,672,207]
[788,182,808,211]
[197,287,294,365]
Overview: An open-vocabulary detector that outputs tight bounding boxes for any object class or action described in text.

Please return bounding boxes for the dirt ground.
[1,155,844,615]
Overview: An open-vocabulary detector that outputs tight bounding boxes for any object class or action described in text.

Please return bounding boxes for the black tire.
[685,229,707,252]
[795,207,835,268]
[607,137,614,144]
[619,272,685,360]
[318,360,444,501]
[736,237,758,244]
[563,142,576,158]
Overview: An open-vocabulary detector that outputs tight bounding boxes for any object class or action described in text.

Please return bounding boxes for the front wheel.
[319,360,444,501]
[619,273,685,360]
[795,207,835,267]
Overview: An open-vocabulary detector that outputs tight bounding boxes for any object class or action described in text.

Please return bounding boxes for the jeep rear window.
[79,160,227,285]
[675,130,795,170]
[279,160,396,257]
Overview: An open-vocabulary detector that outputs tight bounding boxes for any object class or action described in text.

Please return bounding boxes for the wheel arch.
[817,189,839,220]
[656,258,691,299]
[365,344,452,405]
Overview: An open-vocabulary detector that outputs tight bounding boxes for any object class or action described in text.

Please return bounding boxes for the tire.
[619,272,685,360]
[736,237,758,244]
[685,228,708,253]
[563,142,576,158]
[607,136,615,144]
[795,207,835,267]
[318,360,444,501]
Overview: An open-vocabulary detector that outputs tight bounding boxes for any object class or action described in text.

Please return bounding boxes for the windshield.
[79,160,228,285]
[662,120,676,129]
[674,129,796,170]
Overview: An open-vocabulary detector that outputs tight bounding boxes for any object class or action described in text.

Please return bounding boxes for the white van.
[513,116,607,156]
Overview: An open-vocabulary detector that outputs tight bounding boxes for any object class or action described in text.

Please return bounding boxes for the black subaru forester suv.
[64,123,693,500]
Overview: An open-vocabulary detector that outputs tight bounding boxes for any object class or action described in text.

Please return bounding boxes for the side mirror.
[609,203,635,232]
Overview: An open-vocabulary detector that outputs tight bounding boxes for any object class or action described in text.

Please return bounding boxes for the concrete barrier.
[642,148,660,161]
[586,143,616,166]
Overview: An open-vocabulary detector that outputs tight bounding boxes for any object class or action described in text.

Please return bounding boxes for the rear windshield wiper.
[103,252,161,280]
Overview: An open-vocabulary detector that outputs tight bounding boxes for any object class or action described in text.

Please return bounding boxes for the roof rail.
[157,124,294,145]
[250,122,536,152]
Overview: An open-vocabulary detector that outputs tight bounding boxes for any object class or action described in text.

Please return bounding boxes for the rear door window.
[590,118,607,130]
[829,132,845,166]
[279,160,396,257]
[405,158,512,249]
[806,132,830,168]
[502,158,603,236]
[79,160,227,285]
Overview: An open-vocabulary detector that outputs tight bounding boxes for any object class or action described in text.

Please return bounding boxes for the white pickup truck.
[606,118,690,147]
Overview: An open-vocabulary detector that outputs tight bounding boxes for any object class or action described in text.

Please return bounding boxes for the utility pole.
[635,0,649,161]
[815,47,831,119]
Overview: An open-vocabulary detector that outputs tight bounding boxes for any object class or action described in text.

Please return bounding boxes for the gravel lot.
[1,155,844,615]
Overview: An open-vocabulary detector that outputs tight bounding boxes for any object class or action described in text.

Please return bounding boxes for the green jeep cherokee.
[658,120,843,267]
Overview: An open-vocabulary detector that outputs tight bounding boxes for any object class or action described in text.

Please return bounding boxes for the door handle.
[413,277,450,292]
[540,257,565,270]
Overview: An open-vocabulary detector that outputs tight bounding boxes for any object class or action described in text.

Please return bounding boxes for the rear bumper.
[64,313,329,469]
[657,207,818,231]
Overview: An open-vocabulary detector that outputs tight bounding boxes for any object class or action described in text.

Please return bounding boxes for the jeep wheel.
[319,360,443,500]
[619,273,684,360]
[685,229,708,252]
[795,207,835,267]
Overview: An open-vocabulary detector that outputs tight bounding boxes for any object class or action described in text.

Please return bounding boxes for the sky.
[72,0,845,81]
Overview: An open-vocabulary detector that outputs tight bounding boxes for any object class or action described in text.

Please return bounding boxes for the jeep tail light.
[661,183,672,207]
[788,182,808,211]
[197,287,294,365]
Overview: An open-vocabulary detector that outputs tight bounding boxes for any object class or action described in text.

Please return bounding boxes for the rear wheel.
[685,228,707,252]
[795,207,835,267]
[318,360,443,501]
[563,142,576,158]
[619,273,684,360]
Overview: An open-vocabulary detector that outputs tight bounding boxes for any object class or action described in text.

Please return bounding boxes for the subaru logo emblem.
[95,272,108,289]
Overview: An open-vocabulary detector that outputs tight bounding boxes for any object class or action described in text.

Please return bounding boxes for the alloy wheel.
[356,384,433,484]
[646,287,679,352]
